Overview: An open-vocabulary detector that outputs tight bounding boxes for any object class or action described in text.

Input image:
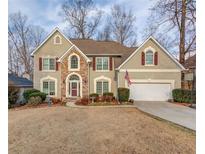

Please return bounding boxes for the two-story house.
[31,28,185,101]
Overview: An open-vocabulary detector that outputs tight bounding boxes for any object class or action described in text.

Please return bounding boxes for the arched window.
[69,75,79,80]
[54,35,62,44]
[145,50,154,65]
[70,55,79,69]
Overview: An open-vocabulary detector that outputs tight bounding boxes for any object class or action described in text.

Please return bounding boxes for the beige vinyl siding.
[118,39,182,91]
[33,31,73,98]
[120,39,181,70]
[88,57,117,96]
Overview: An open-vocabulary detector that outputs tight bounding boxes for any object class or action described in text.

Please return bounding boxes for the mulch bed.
[77,101,134,106]
[172,102,192,107]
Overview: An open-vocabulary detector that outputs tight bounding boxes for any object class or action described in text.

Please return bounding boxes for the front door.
[70,81,78,97]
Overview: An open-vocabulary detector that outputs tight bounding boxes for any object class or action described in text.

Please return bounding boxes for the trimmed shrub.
[103,92,114,97]
[23,89,40,101]
[118,88,130,102]
[27,96,42,106]
[172,88,196,103]
[8,86,20,106]
[28,92,47,101]
[89,93,99,98]
[103,92,114,102]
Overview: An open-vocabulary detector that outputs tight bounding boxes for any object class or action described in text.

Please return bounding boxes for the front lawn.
[9,107,195,154]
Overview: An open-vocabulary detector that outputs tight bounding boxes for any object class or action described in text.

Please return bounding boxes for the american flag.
[124,70,132,86]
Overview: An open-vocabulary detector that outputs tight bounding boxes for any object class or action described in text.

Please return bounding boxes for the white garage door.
[129,83,171,101]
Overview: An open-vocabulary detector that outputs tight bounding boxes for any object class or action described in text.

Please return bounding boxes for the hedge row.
[172,88,196,103]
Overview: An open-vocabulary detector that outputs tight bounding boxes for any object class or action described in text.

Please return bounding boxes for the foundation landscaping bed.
[9,88,64,110]
[75,88,134,106]
[171,88,196,108]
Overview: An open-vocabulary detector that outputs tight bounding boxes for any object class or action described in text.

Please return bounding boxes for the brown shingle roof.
[184,54,196,69]
[70,39,137,67]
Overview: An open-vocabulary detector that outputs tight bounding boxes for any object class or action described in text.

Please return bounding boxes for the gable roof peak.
[117,35,185,70]
[30,27,73,56]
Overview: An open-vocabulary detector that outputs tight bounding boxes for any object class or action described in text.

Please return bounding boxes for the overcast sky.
[8,0,155,43]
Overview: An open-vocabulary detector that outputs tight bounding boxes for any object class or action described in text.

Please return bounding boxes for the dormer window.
[54,35,62,44]
[145,50,154,65]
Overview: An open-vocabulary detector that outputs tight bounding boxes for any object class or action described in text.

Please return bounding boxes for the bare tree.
[108,5,137,46]
[143,0,196,65]
[8,40,22,76]
[61,0,102,39]
[30,25,46,47]
[8,12,46,79]
[97,24,111,41]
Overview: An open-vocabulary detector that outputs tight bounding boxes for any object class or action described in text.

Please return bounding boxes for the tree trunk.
[179,0,186,65]
[180,0,187,88]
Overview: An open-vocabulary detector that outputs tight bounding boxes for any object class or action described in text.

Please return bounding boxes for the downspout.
[116,69,119,100]
[88,61,90,97]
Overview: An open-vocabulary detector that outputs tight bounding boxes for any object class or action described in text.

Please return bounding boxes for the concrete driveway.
[134,101,196,130]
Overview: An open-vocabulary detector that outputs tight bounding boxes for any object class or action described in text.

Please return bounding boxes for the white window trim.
[42,56,56,72]
[40,76,57,97]
[94,76,111,94]
[66,72,82,98]
[53,34,62,45]
[144,46,156,66]
[58,45,91,63]
[95,57,109,72]
[68,53,80,71]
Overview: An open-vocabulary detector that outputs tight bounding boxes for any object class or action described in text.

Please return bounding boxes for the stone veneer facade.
[60,49,89,99]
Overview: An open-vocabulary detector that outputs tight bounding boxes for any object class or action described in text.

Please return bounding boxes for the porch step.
[65,97,80,103]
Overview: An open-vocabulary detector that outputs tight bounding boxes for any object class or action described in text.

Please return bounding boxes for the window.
[71,55,78,69]
[54,35,62,44]
[96,81,109,95]
[96,57,109,71]
[69,75,79,80]
[43,80,55,95]
[43,58,55,70]
[145,50,154,65]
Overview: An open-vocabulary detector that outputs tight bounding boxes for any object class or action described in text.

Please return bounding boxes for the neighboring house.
[183,54,196,90]
[31,28,185,101]
[8,73,33,103]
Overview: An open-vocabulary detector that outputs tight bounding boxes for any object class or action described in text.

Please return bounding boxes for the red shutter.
[56,58,59,71]
[141,52,145,65]
[154,52,158,65]
[109,57,113,71]
[39,57,42,71]
[93,57,96,71]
